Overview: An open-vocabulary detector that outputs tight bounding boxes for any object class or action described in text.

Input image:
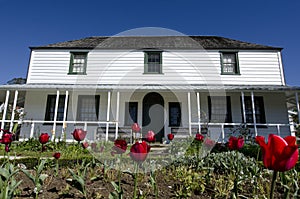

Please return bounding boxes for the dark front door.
[142,92,164,142]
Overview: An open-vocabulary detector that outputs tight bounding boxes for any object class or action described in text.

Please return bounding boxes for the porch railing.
[0,119,291,143]
[190,122,291,143]
[1,119,118,141]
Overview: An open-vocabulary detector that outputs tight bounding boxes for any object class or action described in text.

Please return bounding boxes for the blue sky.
[0,0,299,85]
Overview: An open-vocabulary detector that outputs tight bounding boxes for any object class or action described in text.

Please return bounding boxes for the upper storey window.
[144,51,162,74]
[220,52,239,75]
[69,52,88,75]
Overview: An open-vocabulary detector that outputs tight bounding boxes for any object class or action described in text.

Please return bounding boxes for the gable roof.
[30,36,282,50]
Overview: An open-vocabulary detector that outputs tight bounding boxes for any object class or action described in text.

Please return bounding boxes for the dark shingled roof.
[30,36,282,50]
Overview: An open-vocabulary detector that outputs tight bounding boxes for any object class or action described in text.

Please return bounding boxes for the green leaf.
[68,168,75,176]
[8,180,23,198]
[68,168,85,195]
[8,169,20,181]
[82,162,90,176]
[21,169,35,183]
[111,181,119,190]
[37,159,47,175]
[0,167,10,179]
[109,192,118,199]
[76,176,85,188]
[0,178,3,187]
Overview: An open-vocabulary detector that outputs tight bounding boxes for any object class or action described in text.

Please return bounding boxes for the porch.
[0,84,299,142]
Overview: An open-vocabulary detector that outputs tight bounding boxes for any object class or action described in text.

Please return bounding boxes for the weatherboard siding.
[27,50,284,85]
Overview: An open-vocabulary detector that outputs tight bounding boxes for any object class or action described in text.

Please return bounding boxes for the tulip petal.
[255,136,266,147]
[284,136,297,145]
[281,145,298,158]
[285,149,299,171]
[268,134,287,157]
[278,145,299,171]
[273,149,298,172]
[256,136,272,169]
[237,137,244,149]
[227,136,245,150]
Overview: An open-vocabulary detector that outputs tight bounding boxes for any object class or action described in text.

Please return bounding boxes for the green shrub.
[13,138,41,152]
[200,151,260,177]
[239,143,261,159]
[211,143,228,153]
[184,139,203,156]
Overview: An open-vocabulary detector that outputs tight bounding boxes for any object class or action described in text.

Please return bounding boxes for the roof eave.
[1,84,300,92]
[29,46,283,51]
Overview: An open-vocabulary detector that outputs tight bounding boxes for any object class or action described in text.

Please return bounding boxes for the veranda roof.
[0,84,299,92]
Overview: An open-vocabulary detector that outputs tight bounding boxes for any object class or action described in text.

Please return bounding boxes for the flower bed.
[0,128,299,198]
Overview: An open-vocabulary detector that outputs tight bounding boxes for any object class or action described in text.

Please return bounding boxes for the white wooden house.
[0,36,299,142]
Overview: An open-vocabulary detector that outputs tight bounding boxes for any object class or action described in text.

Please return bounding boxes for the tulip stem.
[270,170,278,199]
[133,162,138,199]
[118,154,122,188]
[3,150,8,163]
[197,142,200,159]
[55,159,59,177]
[233,151,239,198]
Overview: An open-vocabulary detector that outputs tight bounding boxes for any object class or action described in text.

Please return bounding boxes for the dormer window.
[68,52,88,75]
[144,51,162,74]
[220,52,239,75]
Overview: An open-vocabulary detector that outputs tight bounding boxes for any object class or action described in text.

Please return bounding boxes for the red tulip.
[130,141,151,163]
[0,133,13,145]
[39,133,50,144]
[53,152,61,159]
[195,133,204,142]
[228,136,244,150]
[72,129,87,142]
[146,130,155,142]
[256,134,299,172]
[167,133,174,141]
[131,123,141,133]
[82,142,89,149]
[113,139,128,154]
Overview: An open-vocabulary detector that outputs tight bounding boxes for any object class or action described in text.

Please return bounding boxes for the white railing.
[0,119,292,143]
[1,119,118,141]
[190,122,291,142]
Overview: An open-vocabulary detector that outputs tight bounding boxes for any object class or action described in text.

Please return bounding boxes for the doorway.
[142,92,164,142]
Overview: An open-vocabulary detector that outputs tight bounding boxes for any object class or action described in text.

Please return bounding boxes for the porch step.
[149,144,169,156]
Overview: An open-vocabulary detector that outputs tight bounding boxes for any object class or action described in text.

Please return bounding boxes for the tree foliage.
[6,78,26,85]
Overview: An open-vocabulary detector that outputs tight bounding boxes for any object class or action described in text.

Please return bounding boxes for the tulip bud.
[167,133,174,141]
[146,131,155,142]
[39,133,50,144]
[72,129,87,142]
